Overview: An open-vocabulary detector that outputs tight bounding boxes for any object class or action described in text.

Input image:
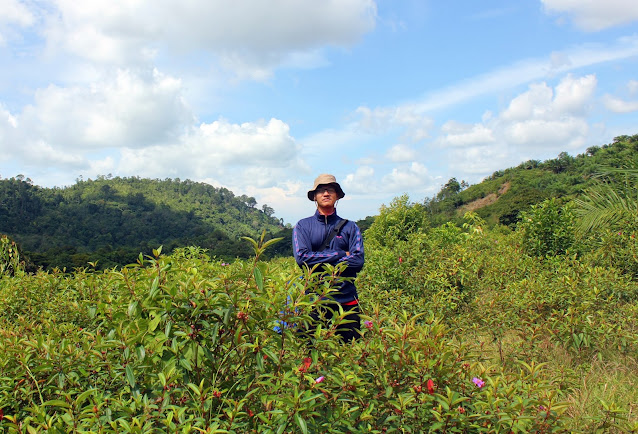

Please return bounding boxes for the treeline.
[0,176,289,270]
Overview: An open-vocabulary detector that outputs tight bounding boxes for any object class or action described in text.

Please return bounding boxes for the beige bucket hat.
[307,174,345,201]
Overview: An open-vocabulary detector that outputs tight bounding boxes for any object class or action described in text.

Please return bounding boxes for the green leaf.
[125,365,136,388]
[135,345,146,362]
[42,399,71,409]
[148,314,161,332]
[254,266,264,291]
[75,389,97,406]
[294,413,308,434]
[127,300,138,318]
[187,383,201,397]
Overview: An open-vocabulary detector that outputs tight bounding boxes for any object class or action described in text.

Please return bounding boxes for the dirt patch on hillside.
[458,182,511,214]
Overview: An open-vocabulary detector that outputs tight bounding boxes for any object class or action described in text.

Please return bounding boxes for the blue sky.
[1,0,638,224]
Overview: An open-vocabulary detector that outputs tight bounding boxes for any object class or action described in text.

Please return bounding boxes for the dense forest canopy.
[0,176,287,269]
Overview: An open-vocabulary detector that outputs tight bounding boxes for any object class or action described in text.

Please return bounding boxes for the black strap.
[318,219,348,252]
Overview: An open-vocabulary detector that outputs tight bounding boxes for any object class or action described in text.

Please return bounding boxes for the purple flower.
[315,376,325,384]
[364,320,373,330]
[472,377,485,388]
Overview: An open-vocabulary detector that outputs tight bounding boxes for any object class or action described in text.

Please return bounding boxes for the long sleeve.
[338,222,364,275]
[293,219,346,269]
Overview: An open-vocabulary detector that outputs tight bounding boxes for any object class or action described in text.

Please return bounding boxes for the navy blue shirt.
[293,210,364,303]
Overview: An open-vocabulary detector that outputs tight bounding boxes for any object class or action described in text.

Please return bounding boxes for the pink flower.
[472,377,485,388]
[364,320,373,330]
[315,376,325,384]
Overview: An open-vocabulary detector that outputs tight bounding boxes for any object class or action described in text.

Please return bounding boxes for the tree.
[437,178,461,201]
[262,204,275,217]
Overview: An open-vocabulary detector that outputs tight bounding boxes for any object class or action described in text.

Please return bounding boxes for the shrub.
[517,198,576,257]
[364,195,429,248]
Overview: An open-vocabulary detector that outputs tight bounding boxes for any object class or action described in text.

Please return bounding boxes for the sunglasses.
[315,186,337,195]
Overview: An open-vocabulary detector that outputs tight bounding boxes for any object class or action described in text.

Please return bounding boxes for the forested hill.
[422,134,638,228]
[0,176,287,270]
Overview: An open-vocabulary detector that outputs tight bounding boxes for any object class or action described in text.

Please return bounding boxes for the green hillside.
[422,134,638,228]
[0,176,286,270]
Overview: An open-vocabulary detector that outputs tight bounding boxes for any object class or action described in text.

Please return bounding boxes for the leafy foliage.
[364,195,429,248]
[0,235,24,277]
[517,198,576,257]
[574,162,638,234]
[2,204,637,432]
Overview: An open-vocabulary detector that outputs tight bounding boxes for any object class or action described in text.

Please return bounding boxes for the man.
[293,174,365,342]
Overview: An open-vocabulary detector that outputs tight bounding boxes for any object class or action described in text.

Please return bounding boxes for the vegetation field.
[2,193,638,432]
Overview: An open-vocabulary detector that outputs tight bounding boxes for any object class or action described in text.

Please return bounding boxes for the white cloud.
[381,162,433,192]
[40,0,377,77]
[412,37,638,115]
[343,166,376,194]
[448,145,510,176]
[501,82,554,121]
[355,105,434,141]
[629,80,638,95]
[0,105,18,158]
[504,118,589,149]
[424,73,599,185]
[541,0,638,31]
[28,141,87,168]
[438,122,495,147]
[493,75,595,151]
[6,68,191,154]
[117,117,303,186]
[0,0,35,45]
[502,74,596,122]
[385,144,417,162]
[602,95,638,113]
[0,0,34,27]
[553,74,596,114]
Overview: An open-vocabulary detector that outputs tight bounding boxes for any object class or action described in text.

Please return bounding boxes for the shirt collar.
[314,209,339,223]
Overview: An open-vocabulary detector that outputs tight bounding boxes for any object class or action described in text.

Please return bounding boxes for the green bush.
[364,195,429,248]
[517,198,576,257]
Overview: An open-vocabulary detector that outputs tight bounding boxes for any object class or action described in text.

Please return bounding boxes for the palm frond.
[575,166,638,234]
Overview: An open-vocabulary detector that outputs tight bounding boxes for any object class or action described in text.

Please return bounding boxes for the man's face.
[314,185,338,208]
